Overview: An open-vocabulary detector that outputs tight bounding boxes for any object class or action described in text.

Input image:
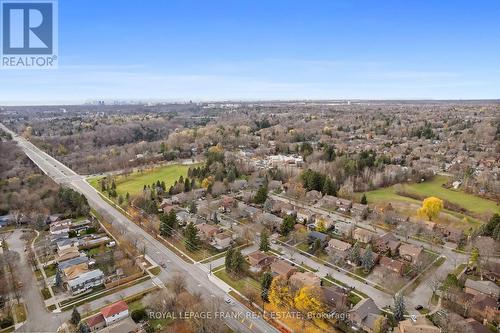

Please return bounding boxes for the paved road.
[1,124,278,333]
[269,193,472,314]
[5,230,62,333]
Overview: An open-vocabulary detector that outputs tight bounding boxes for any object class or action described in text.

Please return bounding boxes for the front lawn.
[44,263,57,277]
[213,268,260,294]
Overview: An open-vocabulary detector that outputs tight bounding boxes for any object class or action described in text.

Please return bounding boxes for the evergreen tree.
[361,193,368,205]
[259,229,270,252]
[159,211,177,237]
[126,192,130,201]
[188,201,197,214]
[260,272,273,302]
[280,215,296,236]
[71,307,81,325]
[393,293,406,322]
[225,247,235,271]
[254,185,268,204]
[55,269,63,288]
[362,244,374,272]
[348,242,361,265]
[311,239,322,254]
[322,178,337,196]
[111,180,116,191]
[229,249,245,275]
[78,323,90,333]
[184,222,200,251]
[184,178,191,192]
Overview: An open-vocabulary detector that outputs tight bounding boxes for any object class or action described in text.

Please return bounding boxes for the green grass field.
[213,268,261,293]
[87,164,195,197]
[365,175,499,215]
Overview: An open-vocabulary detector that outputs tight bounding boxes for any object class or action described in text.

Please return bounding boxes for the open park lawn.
[365,175,498,215]
[88,164,195,197]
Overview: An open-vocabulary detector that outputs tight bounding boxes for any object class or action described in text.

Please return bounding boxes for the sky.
[1,0,500,104]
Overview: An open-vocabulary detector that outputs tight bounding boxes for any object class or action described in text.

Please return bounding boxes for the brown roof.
[380,256,405,273]
[270,260,296,277]
[196,223,218,235]
[399,244,423,258]
[86,313,105,327]
[328,239,352,252]
[101,300,128,318]
[63,263,89,280]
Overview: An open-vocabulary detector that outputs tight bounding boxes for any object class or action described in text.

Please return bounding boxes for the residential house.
[297,209,315,223]
[353,228,375,243]
[63,263,90,280]
[45,214,62,225]
[484,261,500,282]
[211,232,232,250]
[351,203,369,218]
[80,236,111,249]
[468,294,500,324]
[398,244,423,264]
[101,300,129,326]
[238,202,261,219]
[230,179,248,192]
[220,196,236,211]
[318,195,338,208]
[170,192,188,205]
[349,298,384,333]
[50,219,71,235]
[66,269,104,295]
[270,260,297,279]
[333,222,354,237]
[289,271,321,289]
[56,238,80,252]
[86,313,106,331]
[439,226,464,243]
[247,251,275,272]
[308,231,330,247]
[56,247,81,263]
[192,188,206,199]
[336,198,353,213]
[58,256,89,272]
[464,279,500,299]
[256,212,283,231]
[396,317,441,333]
[322,286,347,310]
[379,256,405,276]
[268,180,283,191]
[71,219,92,234]
[160,202,175,214]
[373,232,401,255]
[327,239,352,256]
[50,232,69,247]
[195,223,219,240]
[462,318,491,333]
[305,190,322,203]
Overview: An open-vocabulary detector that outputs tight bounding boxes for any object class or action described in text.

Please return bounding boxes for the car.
[224,297,234,304]
[160,262,167,268]
[415,305,423,310]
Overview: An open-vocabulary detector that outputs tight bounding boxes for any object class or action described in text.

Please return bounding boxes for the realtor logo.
[1,0,58,68]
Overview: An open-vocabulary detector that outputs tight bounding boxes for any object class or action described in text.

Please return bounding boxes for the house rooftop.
[101,300,128,319]
[465,279,500,298]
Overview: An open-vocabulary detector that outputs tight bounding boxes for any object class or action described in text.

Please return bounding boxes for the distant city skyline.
[1,0,500,105]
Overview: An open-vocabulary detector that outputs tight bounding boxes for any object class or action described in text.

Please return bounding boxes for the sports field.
[365,175,499,215]
[87,164,195,197]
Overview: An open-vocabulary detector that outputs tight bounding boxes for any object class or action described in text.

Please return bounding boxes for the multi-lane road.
[1,124,279,333]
